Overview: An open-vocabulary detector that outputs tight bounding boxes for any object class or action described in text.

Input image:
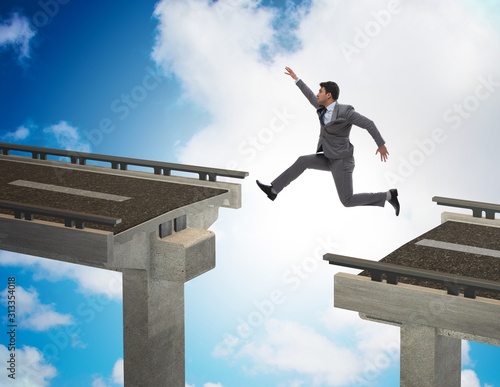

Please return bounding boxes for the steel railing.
[0,200,121,229]
[324,253,500,299]
[433,196,500,220]
[0,142,248,182]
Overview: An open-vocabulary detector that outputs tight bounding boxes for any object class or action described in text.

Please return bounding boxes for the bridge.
[0,142,248,386]
[325,196,500,387]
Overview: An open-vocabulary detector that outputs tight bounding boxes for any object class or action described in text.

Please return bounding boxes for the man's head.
[317,81,340,106]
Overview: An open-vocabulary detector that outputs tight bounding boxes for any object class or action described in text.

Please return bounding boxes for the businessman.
[256,66,400,216]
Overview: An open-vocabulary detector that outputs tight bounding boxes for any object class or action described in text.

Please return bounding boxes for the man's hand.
[376,145,389,162]
[284,66,298,80]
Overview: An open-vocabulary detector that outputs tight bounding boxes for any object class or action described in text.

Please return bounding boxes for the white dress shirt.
[322,101,337,124]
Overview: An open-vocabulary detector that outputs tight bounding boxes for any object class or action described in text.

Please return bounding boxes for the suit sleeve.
[346,106,385,147]
[295,79,320,109]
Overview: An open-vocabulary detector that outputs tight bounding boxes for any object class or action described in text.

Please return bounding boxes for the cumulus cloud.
[91,358,124,386]
[0,344,57,386]
[92,377,107,387]
[151,0,500,384]
[2,125,30,141]
[0,12,36,61]
[112,358,124,385]
[236,318,360,385]
[462,340,474,367]
[0,252,122,300]
[461,369,484,387]
[1,120,91,151]
[215,307,399,386]
[43,120,91,152]
[1,285,73,331]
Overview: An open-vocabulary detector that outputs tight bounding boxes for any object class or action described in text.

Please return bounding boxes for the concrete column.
[400,324,461,387]
[122,269,185,387]
[122,269,149,385]
[120,227,215,386]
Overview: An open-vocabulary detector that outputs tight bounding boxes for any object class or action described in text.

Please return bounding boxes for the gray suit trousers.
[271,154,386,207]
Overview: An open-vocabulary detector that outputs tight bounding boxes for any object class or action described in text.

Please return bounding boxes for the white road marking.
[9,180,132,202]
[416,239,500,258]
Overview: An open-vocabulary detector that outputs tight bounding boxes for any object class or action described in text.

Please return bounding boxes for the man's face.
[316,87,331,106]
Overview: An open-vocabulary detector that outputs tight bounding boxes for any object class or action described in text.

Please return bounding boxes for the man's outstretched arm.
[285,66,320,109]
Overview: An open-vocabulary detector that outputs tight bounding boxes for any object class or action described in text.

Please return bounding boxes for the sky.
[1,0,500,386]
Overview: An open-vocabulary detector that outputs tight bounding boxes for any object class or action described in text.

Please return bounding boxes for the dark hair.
[320,81,340,100]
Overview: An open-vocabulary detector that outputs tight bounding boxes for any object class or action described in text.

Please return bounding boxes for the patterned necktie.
[318,107,327,125]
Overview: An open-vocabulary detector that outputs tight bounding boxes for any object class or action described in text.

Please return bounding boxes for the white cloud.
[0,344,57,386]
[204,383,223,387]
[462,340,474,367]
[151,0,500,384]
[236,318,360,385]
[0,12,36,61]
[92,377,107,387]
[0,251,122,300]
[461,369,482,387]
[1,285,73,331]
[2,125,30,140]
[112,358,124,385]
[43,120,91,152]
[216,307,399,386]
[91,357,124,387]
[1,120,92,151]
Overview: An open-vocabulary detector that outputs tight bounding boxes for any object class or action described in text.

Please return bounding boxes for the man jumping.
[256,66,400,216]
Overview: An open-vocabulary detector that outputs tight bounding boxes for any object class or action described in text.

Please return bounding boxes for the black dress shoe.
[388,189,400,216]
[256,180,277,201]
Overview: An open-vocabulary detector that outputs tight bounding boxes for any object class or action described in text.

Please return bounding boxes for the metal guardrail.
[0,200,121,229]
[0,142,249,182]
[433,196,500,220]
[324,253,500,299]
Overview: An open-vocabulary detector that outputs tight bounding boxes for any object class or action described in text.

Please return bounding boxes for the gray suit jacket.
[296,79,385,159]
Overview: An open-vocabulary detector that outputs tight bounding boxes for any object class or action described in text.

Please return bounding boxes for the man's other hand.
[376,145,389,162]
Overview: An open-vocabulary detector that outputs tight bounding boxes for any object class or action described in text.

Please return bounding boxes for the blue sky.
[1,0,500,386]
